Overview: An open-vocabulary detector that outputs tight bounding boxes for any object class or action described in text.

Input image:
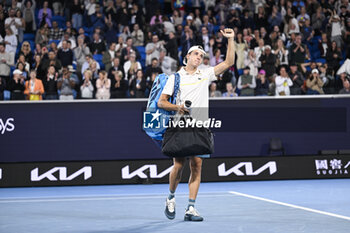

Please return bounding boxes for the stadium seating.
[49,40,60,46]
[28,40,36,52]
[315,58,326,64]
[23,33,35,41]
[93,54,105,70]
[3,91,11,100]
[213,25,220,34]
[83,27,93,35]
[136,46,146,68]
[51,15,66,28]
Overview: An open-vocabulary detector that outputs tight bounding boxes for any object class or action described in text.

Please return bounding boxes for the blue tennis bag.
[143,73,180,141]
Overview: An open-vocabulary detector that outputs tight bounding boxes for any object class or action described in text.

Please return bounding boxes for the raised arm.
[214,28,235,76]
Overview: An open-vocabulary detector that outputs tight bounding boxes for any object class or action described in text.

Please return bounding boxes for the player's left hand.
[221,28,235,39]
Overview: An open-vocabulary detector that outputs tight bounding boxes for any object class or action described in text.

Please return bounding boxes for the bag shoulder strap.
[172,73,180,103]
[169,73,180,105]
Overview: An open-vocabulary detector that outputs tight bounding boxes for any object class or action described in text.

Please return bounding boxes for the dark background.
[0,97,349,163]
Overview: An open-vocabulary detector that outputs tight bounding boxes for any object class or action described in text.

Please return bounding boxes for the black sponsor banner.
[0,155,350,187]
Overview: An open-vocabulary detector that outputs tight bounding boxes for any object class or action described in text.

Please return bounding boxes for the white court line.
[0,193,231,204]
[229,191,350,221]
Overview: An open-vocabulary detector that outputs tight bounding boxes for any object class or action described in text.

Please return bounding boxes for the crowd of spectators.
[1,0,350,101]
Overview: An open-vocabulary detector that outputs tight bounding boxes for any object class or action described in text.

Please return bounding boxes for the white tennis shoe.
[165,197,176,220]
[184,206,203,221]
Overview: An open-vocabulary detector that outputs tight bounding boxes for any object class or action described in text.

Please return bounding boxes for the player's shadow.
[86,220,186,233]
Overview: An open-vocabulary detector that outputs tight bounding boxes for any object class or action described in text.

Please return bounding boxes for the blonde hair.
[89,61,97,68]
[84,69,92,79]
[116,70,123,78]
[21,41,32,52]
[130,62,138,72]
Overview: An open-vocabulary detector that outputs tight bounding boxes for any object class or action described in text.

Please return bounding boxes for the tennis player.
[158,28,235,221]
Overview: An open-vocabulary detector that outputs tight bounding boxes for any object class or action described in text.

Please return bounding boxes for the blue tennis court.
[1,179,349,233]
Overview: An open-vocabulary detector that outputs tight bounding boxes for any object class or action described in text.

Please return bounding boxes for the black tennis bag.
[161,117,214,157]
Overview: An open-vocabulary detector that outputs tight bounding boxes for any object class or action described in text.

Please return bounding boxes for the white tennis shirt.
[162,67,217,120]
